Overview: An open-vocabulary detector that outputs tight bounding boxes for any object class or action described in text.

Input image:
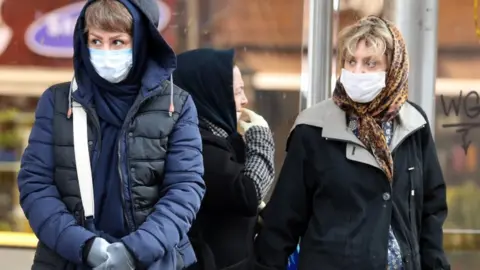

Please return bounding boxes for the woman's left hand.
[93,242,135,270]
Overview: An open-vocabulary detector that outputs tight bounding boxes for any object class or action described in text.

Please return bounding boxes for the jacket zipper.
[118,95,144,232]
[118,136,134,232]
[408,168,416,228]
[118,86,169,232]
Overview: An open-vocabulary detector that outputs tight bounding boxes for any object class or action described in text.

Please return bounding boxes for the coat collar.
[292,99,426,170]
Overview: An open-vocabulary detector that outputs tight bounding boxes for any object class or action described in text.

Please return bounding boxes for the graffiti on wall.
[440,90,480,155]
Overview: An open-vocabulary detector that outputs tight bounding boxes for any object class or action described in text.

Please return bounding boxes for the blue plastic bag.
[287,244,300,270]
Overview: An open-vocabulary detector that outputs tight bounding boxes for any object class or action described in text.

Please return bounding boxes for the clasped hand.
[87,238,135,270]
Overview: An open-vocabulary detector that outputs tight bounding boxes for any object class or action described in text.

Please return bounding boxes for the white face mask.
[89,48,133,83]
[339,68,386,103]
[236,112,242,120]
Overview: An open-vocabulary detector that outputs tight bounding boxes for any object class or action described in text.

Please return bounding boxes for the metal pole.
[393,0,438,134]
[300,0,334,110]
[185,0,200,50]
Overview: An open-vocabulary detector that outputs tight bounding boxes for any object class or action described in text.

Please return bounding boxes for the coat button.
[382,192,391,201]
[88,141,93,146]
[128,132,133,137]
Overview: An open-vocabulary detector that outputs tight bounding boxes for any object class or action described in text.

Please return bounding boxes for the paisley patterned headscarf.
[332,16,409,181]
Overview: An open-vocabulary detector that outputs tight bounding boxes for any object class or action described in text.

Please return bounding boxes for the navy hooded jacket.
[17,0,204,268]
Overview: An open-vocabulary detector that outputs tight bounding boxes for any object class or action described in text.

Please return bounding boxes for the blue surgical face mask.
[89,48,133,83]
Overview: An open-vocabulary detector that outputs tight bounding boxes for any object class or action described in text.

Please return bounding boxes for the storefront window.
[434,0,480,267]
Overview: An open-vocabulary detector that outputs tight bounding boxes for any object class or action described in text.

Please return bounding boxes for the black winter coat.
[254,100,450,270]
[188,123,258,270]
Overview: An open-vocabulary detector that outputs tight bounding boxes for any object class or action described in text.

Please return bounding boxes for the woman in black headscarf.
[173,48,276,270]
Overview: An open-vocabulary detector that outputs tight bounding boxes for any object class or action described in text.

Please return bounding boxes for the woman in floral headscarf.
[254,16,450,270]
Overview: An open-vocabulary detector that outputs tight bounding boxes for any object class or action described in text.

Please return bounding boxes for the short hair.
[337,16,394,68]
[84,0,133,34]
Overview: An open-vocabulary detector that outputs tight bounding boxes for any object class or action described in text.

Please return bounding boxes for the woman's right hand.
[238,108,269,133]
[237,108,275,201]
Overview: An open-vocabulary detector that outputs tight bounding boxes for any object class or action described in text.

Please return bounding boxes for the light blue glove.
[86,238,110,268]
[93,242,135,270]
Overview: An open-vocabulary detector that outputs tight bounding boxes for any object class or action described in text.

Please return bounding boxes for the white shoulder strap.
[71,79,95,219]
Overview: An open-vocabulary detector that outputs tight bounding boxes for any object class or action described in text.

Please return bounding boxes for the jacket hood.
[72,0,176,100]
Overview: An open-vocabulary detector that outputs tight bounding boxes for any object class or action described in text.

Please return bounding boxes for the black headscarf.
[173,48,237,135]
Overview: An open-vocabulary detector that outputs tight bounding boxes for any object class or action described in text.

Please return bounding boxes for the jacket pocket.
[407,164,421,265]
[407,165,422,238]
[220,257,253,270]
[176,237,197,269]
[408,166,416,228]
[32,241,73,270]
[254,261,275,270]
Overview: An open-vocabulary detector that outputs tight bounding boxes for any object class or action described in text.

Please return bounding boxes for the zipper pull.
[408,167,415,196]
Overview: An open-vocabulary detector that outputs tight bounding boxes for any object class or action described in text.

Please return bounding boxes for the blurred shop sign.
[0,0,12,56]
[24,0,171,58]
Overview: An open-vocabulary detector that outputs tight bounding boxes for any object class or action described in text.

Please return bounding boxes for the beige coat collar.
[292,99,426,170]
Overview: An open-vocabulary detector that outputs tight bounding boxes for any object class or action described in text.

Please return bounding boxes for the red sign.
[0,0,178,67]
